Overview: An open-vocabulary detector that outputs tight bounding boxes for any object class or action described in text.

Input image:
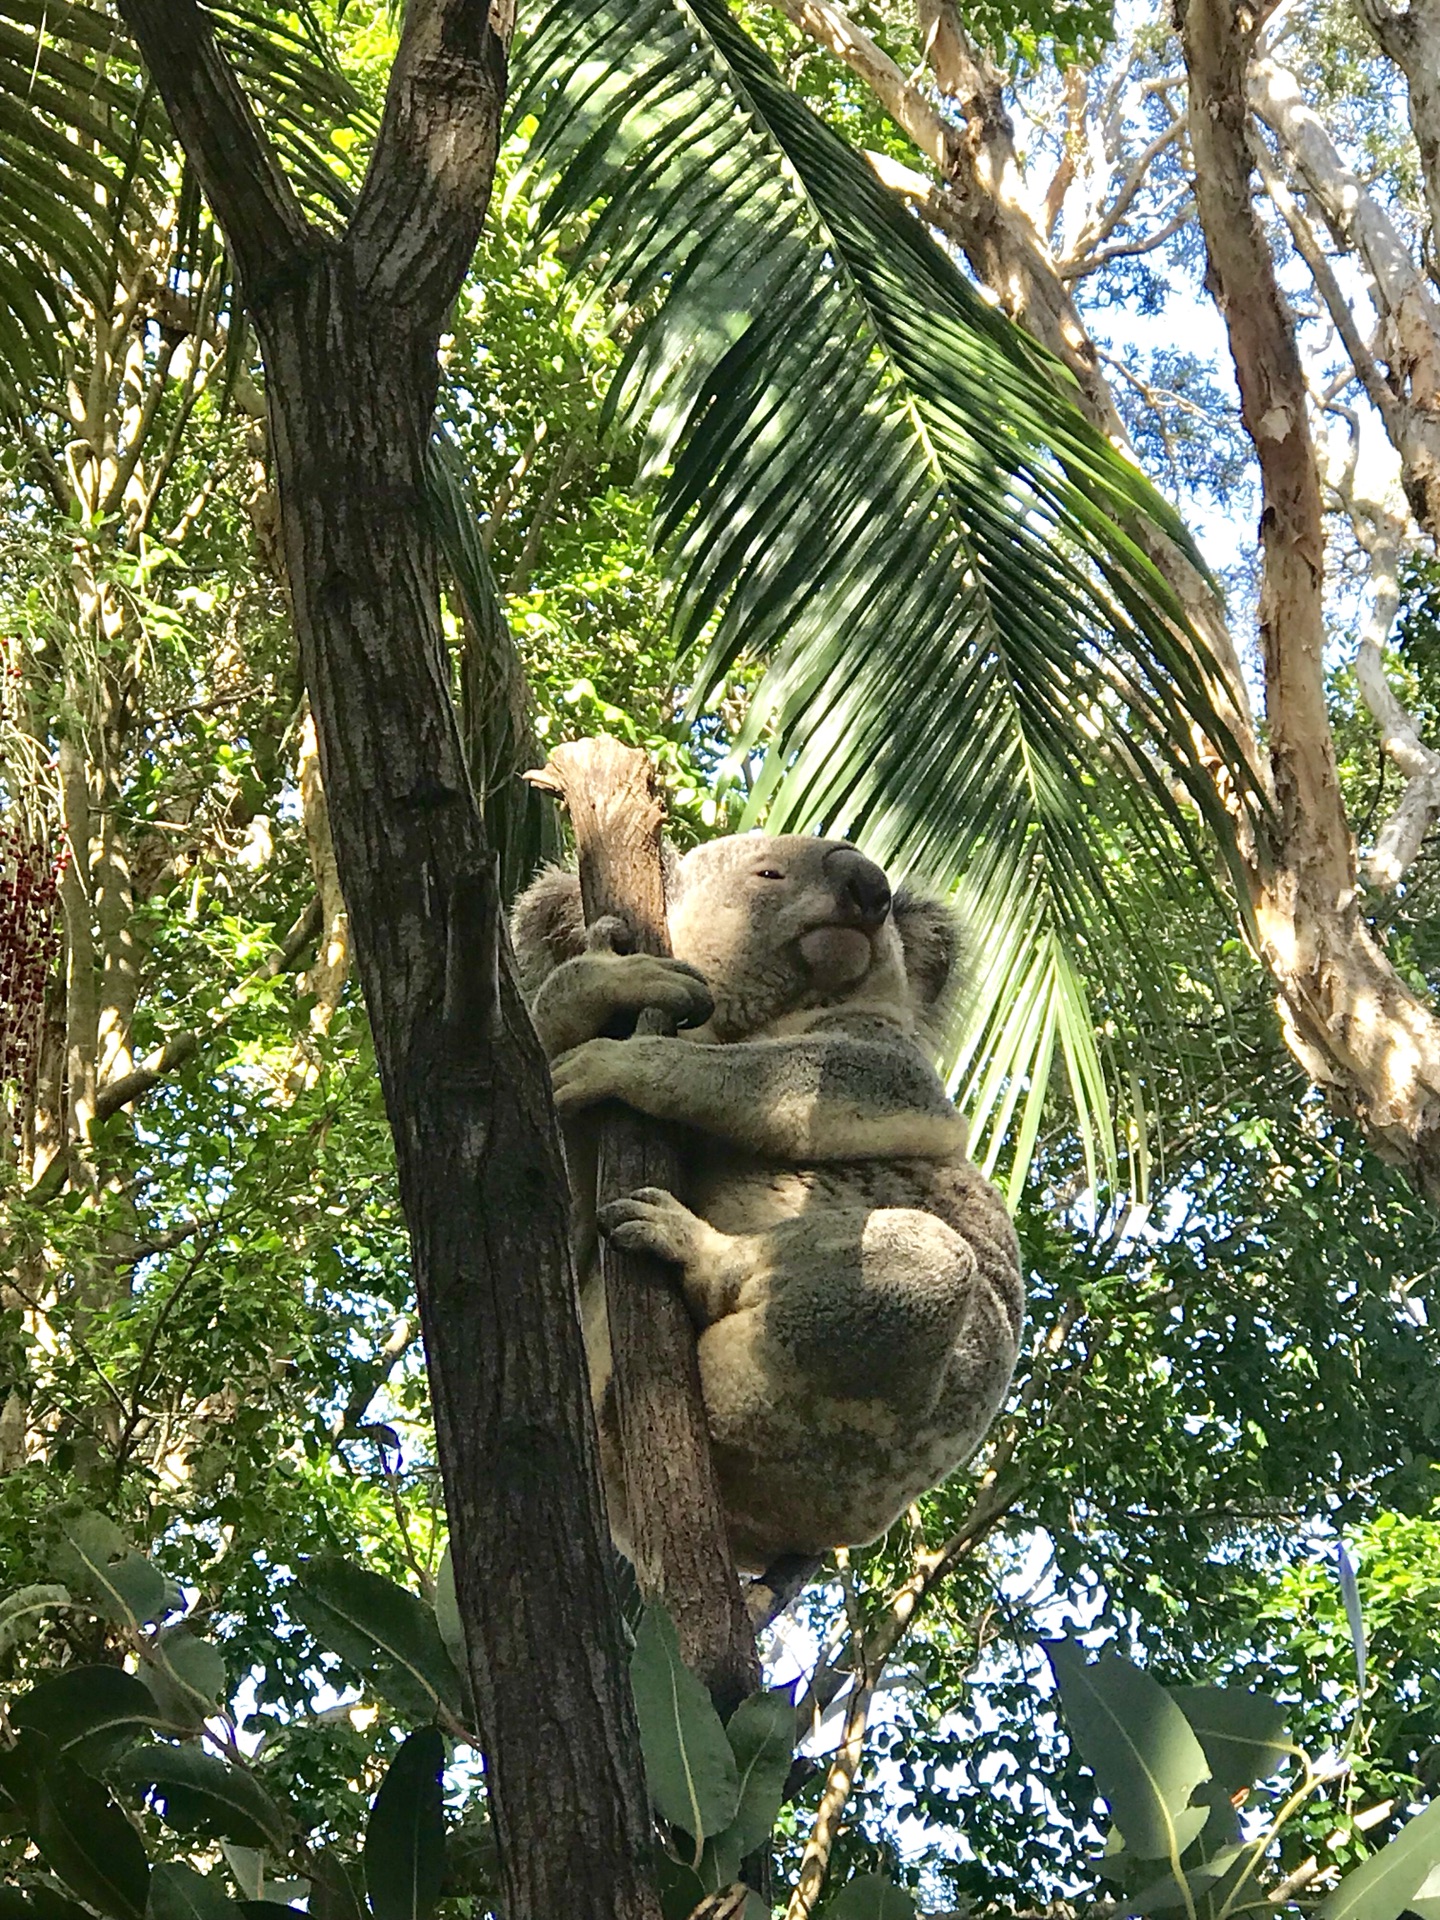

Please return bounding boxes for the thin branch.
[1249,136,1405,441]
[1063,199,1193,279]
[1068,117,1183,263]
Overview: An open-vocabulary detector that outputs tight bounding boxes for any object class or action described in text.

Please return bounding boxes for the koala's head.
[667,834,960,1040]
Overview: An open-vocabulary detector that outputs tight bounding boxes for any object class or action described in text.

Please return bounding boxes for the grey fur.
[511,830,1024,1570]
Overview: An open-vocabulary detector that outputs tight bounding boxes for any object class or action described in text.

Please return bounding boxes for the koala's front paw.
[599,953,713,1033]
[532,952,713,1057]
[550,1036,641,1113]
[598,1187,707,1266]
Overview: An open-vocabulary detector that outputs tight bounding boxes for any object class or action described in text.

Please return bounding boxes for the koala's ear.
[893,887,964,1013]
[509,865,586,996]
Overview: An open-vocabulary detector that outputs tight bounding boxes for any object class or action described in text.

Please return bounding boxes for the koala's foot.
[598,1186,713,1264]
[598,1188,755,1325]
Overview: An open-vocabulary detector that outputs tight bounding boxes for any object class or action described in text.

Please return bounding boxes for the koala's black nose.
[826,847,892,930]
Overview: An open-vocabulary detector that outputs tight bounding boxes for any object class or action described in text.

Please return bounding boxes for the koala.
[511,833,1024,1571]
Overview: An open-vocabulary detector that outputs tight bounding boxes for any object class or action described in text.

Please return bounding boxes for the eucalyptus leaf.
[112,1743,288,1852]
[1121,1844,1251,1916]
[144,1630,229,1726]
[34,1751,150,1920]
[650,1855,706,1920]
[289,1557,462,1720]
[1336,1544,1368,1699]
[363,1728,446,1920]
[220,1850,265,1903]
[432,1547,467,1685]
[12,1664,158,1765]
[54,1513,169,1626]
[630,1604,739,1843]
[718,1687,796,1860]
[1318,1798,1440,1920]
[309,1852,365,1920]
[827,1873,917,1919]
[0,1584,71,1655]
[1168,1687,1290,1794]
[1046,1641,1210,1860]
[0,1891,92,1920]
[147,1865,240,1920]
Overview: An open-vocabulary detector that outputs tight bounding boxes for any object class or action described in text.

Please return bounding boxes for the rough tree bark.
[532,736,760,1715]
[110,2,661,1916]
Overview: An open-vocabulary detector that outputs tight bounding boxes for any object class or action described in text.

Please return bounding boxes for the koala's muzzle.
[797,847,894,988]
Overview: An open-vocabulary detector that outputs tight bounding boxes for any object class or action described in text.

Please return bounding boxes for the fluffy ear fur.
[509,865,586,997]
[893,887,965,1024]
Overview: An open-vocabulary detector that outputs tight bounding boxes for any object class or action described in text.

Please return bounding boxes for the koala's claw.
[585,914,636,956]
[623,956,713,1032]
[597,1186,704,1266]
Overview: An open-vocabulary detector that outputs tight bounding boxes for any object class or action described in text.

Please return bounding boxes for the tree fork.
[532,736,760,1713]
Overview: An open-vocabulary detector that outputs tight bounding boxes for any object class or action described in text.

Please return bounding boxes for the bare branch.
[112,0,314,298]
[347,0,512,323]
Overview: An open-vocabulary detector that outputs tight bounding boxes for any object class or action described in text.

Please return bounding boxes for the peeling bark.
[1249,49,1440,537]
[1182,0,1440,1192]
[1355,0,1440,251]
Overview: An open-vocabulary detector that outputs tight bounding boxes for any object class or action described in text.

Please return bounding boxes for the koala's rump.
[688,1150,1024,1567]
[701,1306,1017,1568]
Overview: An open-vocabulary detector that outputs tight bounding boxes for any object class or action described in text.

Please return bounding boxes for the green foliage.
[631,1603,742,1847]
[0,1532,492,1918]
[1046,1642,1212,1860]
[364,1731,447,1920]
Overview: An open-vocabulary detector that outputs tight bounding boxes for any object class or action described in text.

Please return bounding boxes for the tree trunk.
[1181,0,1440,1196]
[534,737,759,1715]
[111,2,663,1914]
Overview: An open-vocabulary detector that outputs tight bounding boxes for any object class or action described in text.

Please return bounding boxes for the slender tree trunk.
[112,4,662,1914]
[534,737,760,1715]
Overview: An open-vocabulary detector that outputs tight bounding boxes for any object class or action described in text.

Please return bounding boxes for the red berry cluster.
[0,821,63,1095]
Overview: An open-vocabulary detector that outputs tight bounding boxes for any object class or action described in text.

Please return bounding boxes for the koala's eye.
[754,868,785,881]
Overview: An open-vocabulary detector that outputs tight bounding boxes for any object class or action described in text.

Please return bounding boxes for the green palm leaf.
[514,0,1256,1194]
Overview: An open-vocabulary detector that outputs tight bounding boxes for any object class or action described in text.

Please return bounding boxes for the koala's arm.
[551,1025,967,1162]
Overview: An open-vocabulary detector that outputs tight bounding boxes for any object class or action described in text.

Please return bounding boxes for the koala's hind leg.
[597,1187,760,1325]
[600,1191,978,1416]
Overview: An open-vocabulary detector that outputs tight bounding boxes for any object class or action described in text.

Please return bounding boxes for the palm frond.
[0,0,362,398]
[427,431,564,902]
[514,0,1257,1197]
